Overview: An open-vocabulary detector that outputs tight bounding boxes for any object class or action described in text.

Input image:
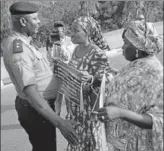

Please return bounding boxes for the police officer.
[3,2,79,151]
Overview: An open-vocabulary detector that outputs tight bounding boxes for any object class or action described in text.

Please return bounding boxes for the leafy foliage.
[1,1,163,48]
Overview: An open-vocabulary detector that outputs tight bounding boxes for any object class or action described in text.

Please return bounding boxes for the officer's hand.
[58,119,80,146]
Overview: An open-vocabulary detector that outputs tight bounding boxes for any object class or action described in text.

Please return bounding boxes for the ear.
[19,17,27,27]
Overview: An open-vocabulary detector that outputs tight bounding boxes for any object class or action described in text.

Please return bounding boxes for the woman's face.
[71,24,87,44]
[122,37,137,61]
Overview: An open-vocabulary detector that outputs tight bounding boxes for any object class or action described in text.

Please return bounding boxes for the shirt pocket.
[33,52,44,73]
[33,59,43,73]
[33,52,52,78]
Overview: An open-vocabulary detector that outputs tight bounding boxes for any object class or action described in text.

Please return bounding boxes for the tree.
[1,1,163,48]
[96,1,163,32]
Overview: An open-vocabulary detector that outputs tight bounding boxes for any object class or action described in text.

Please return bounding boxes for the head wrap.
[124,20,163,55]
[72,16,110,51]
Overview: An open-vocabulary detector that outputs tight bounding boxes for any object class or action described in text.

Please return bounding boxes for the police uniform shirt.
[3,31,62,100]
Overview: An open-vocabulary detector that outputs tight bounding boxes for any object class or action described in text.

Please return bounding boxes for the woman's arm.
[97,105,153,129]
[120,108,153,129]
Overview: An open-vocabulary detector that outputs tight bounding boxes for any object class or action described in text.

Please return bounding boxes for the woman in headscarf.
[77,14,111,51]
[97,20,163,151]
[78,1,111,52]
[62,16,118,150]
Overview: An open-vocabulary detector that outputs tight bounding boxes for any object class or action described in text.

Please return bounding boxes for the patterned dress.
[65,44,116,151]
[105,56,163,151]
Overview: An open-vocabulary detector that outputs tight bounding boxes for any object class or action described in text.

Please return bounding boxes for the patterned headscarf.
[124,20,163,55]
[72,16,110,51]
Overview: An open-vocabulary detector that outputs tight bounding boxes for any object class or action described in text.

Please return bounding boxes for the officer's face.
[25,13,40,36]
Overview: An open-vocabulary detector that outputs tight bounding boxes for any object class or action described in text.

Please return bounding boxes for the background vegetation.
[1,1,163,48]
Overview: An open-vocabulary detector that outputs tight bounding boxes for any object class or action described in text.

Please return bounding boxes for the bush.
[1,1,163,48]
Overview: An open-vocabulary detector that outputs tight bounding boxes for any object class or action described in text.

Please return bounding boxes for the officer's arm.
[23,85,80,145]
[23,85,63,127]
[10,50,79,145]
[11,51,63,127]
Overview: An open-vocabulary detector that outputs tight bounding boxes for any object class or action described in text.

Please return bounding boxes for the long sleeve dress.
[65,44,117,151]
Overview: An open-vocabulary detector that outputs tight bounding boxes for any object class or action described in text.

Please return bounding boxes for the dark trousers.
[15,96,57,151]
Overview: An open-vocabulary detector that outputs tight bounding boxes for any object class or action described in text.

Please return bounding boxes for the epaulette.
[13,39,23,53]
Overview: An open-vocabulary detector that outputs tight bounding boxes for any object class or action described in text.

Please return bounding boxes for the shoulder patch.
[13,39,23,53]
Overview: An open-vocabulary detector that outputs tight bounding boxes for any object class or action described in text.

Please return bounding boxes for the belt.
[16,96,56,106]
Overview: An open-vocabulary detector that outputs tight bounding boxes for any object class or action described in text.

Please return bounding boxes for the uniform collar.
[12,31,32,44]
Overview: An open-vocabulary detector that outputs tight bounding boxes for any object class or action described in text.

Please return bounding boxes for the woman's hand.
[97,104,153,129]
[81,71,93,83]
[97,103,122,122]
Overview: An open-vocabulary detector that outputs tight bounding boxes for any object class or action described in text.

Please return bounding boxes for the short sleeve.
[9,49,36,91]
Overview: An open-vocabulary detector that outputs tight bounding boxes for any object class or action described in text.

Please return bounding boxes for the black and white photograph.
[1,1,163,151]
